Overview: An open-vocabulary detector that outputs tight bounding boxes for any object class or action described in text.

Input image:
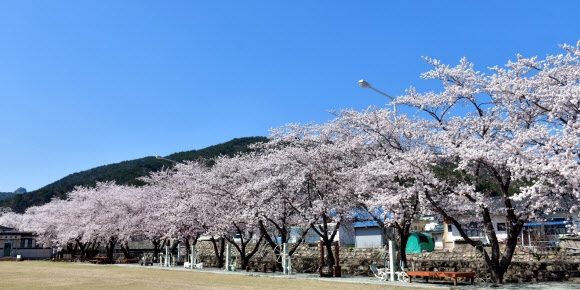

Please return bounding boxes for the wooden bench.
[119,258,140,264]
[89,257,112,264]
[406,271,475,286]
[51,258,75,262]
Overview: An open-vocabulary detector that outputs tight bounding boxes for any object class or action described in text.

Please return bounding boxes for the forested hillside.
[0,192,18,201]
[1,136,268,213]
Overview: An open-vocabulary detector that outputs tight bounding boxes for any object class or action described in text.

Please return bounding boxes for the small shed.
[405,232,435,253]
[354,221,385,248]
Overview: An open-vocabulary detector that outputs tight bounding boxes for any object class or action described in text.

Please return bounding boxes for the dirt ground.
[0,261,418,289]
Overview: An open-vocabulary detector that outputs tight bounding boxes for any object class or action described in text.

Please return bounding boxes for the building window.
[28,239,33,247]
[21,239,25,248]
[497,223,507,231]
[447,225,453,232]
[465,222,484,237]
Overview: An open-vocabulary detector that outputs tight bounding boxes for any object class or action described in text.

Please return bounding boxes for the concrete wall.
[0,248,51,259]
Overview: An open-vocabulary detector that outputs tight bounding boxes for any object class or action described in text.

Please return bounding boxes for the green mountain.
[0,192,19,201]
[0,188,26,201]
[0,136,268,213]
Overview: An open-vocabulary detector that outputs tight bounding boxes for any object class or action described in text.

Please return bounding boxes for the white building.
[0,225,51,259]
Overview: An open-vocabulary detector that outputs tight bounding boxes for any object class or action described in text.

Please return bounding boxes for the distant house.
[353,215,447,251]
[442,198,580,251]
[353,220,386,248]
[442,214,507,250]
[351,209,429,249]
[294,222,355,246]
[0,225,51,259]
[351,208,389,248]
[520,211,580,248]
[422,224,445,250]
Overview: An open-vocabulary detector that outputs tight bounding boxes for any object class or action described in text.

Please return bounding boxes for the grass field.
[0,261,419,289]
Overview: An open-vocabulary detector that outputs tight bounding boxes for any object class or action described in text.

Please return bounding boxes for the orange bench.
[406,271,475,286]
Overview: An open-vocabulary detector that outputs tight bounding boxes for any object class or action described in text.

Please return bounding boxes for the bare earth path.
[0,261,427,290]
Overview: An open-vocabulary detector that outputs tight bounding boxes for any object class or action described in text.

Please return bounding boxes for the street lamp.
[358,79,397,115]
[358,79,399,280]
[155,155,179,164]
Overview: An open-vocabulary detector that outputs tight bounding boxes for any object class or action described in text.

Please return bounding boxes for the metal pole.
[165,246,168,267]
[191,244,196,269]
[225,244,231,271]
[283,243,289,275]
[388,240,395,281]
[177,242,181,263]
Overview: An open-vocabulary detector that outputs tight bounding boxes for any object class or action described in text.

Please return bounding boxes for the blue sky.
[1,1,579,192]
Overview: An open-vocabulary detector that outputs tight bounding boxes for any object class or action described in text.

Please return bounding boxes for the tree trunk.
[120,241,131,258]
[239,235,264,270]
[170,239,179,254]
[397,227,409,270]
[310,217,338,271]
[324,239,335,269]
[182,235,199,262]
[488,223,522,284]
[105,237,117,261]
[183,238,191,260]
[228,228,265,270]
[425,188,526,284]
[75,239,87,260]
[258,220,283,270]
[210,237,226,268]
[151,238,167,263]
[66,243,77,259]
[89,241,100,258]
[258,219,308,271]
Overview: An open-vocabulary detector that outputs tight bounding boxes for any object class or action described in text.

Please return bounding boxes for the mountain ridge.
[0,136,268,213]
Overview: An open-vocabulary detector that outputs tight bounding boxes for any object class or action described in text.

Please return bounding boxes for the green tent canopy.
[405,232,435,253]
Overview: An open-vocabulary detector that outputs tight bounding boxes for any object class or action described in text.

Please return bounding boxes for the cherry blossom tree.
[161,162,211,259]
[139,171,181,261]
[267,122,361,271]
[48,195,94,258]
[200,154,267,270]
[0,208,23,231]
[139,162,210,263]
[335,107,438,268]
[73,182,143,260]
[236,147,315,267]
[398,40,580,283]
[19,199,70,250]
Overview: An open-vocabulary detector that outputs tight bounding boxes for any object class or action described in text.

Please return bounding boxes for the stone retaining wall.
[192,241,580,282]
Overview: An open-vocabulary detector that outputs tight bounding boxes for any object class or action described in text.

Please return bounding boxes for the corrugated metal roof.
[354,221,379,228]
[524,221,572,227]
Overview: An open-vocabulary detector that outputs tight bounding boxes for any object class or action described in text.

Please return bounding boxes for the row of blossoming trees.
[2,41,580,283]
